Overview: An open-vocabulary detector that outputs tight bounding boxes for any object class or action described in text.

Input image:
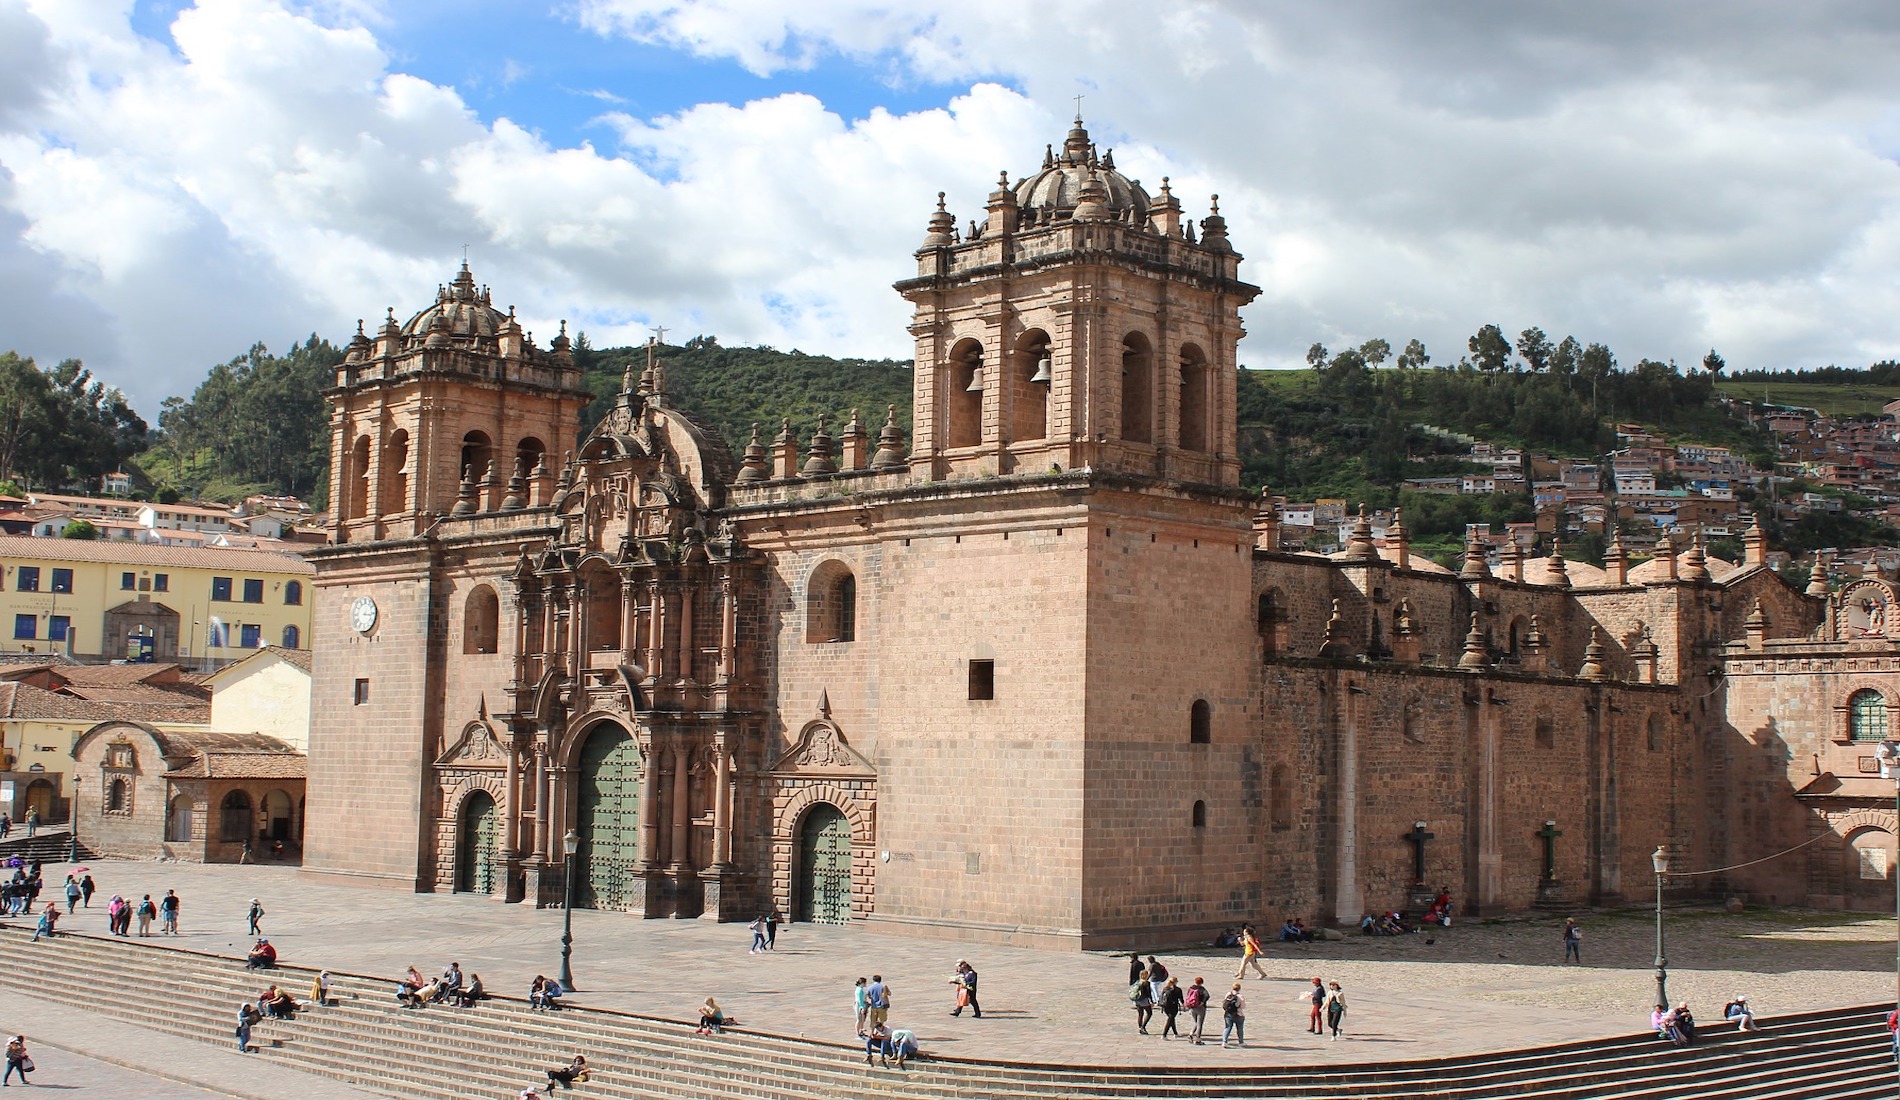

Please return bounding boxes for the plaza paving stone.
[16,858,1900,1075]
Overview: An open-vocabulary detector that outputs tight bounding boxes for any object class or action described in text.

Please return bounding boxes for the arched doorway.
[796,803,853,924]
[24,779,52,821]
[457,790,498,895]
[1845,826,1897,910]
[574,723,642,910]
[262,789,294,842]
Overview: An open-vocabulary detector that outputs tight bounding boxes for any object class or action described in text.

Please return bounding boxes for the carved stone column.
[677,589,695,683]
[645,584,665,684]
[711,744,732,868]
[717,575,736,685]
[669,746,691,869]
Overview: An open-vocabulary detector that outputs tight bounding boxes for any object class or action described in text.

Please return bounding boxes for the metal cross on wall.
[1538,819,1564,881]
[1404,821,1434,885]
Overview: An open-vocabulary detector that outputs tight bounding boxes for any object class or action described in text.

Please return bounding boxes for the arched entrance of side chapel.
[456,790,499,895]
[574,721,642,910]
[795,803,853,924]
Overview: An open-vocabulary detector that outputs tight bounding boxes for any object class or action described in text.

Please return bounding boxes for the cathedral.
[304,118,1900,947]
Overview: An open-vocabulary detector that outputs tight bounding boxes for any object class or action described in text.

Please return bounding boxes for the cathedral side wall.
[761,501,1094,944]
[305,548,438,887]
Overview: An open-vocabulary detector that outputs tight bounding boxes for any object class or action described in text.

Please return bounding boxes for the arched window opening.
[1269,764,1292,830]
[1508,616,1527,661]
[284,580,302,606]
[1178,344,1208,452]
[1121,333,1153,444]
[946,339,984,448]
[806,561,858,643]
[281,624,300,649]
[1257,589,1287,657]
[1851,689,1890,742]
[1190,699,1212,744]
[1534,712,1555,748]
[1646,714,1664,752]
[459,429,494,505]
[515,437,546,480]
[347,435,371,521]
[105,777,129,813]
[1848,826,1895,881]
[1012,330,1051,444]
[219,789,253,844]
[1192,800,1208,828]
[464,585,500,655]
[379,429,410,515]
[580,564,621,652]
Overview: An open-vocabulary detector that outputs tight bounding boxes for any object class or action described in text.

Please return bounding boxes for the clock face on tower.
[350,596,379,634]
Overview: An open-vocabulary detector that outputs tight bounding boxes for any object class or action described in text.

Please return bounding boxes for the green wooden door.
[456,790,498,895]
[796,803,853,924]
[576,724,642,910]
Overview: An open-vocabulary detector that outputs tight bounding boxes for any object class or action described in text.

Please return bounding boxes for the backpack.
[1222,992,1241,1015]
[1128,982,1146,1003]
[1184,986,1206,1009]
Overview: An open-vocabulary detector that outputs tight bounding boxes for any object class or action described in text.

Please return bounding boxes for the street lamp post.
[559,829,580,991]
[69,776,80,863]
[1652,845,1670,1012]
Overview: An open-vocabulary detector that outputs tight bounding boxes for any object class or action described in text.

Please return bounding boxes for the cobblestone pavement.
[15,859,1900,1072]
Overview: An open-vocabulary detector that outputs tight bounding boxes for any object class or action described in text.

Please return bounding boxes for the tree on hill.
[147,337,339,504]
[60,519,99,539]
[0,351,147,490]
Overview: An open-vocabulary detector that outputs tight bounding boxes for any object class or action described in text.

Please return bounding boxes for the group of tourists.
[1130,948,1347,1047]
[395,962,487,1008]
[0,810,39,839]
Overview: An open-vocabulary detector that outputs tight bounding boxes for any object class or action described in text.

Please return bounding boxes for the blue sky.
[7,1,1900,413]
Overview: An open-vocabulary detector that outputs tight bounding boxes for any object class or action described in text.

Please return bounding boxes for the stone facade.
[306,119,1900,948]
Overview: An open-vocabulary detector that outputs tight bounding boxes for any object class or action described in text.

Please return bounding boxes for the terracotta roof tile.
[0,533,314,572]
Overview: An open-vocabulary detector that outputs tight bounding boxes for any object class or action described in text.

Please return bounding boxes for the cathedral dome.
[1013,118,1151,222]
[400,261,507,343]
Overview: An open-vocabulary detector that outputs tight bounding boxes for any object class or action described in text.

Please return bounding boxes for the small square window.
[153,574,169,593]
[353,678,370,705]
[242,578,263,603]
[240,623,261,648]
[121,572,135,590]
[50,568,72,594]
[48,616,68,643]
[17,567,39,592]
[211,576,232,601]
[968,659,995,701]
[12,614,34,640]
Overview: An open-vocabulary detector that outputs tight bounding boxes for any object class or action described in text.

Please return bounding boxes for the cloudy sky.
[5,0,1900,414]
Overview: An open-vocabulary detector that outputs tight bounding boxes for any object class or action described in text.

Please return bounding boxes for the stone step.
[2,926,1890,1100]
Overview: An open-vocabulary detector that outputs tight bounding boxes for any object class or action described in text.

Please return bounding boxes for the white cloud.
[5,0,1900,424]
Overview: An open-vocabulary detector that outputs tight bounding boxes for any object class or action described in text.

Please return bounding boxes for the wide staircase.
[0,925,1891,1100]
[0,824,95,866]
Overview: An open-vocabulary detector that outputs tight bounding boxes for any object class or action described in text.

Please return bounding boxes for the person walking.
[1220,983,1246,1048]
[1146,955,1169,1004]
[247,898,265,936]
[1234,924,1269,980]
[105,894,124,936]
[1306,976,1327,1034]
[764,909,780,950]
[31,902,57,942]
[1130,968,1155,1034]
[62,875,80,912]
[3,1035,30,1085]
[1562,918,1582,963]
[853,977,869,1036]
[79,874,94,908]
[747,914,767,954]
[1184,977,1210,1044]
[1325,981,1347,1040]
[136,894,156,936]
[1158,977,1184,1039]
[159,889,179,934]
[950,960,981,1018]
[0,812,9,839]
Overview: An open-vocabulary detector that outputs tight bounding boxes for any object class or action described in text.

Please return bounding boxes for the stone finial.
[500,459,528,512]
[1680,530,1709,583]
[871,405,908,470]
[1577,627,1608,681]
[1152,175,1183,237]
[839,408,870,470]
[1252,488,1282,552]
[1632,623,1660,683]
[734,423,770,484]
[1543,540,1571,588]
[1864,556,1885,579]
[801,415,839,477]
[985,170,1019,236]
[1200,194,1232,252]
[1072,168,1111,221]
[1806,553,1832,597]
[450,462,481,516]
[922,192,955,249]
[1344,504,1377,561]
[1652,531,1679,582]
[1501,538,1524,583]
[1605,528,1629,585]
[1523,613,1549,672]
[1746,596,1768,648]
[773,417,802,481]
[1460,528,1492,581]
[1743,512,1767,568]
[1458,612,1491,669]
[1318,599,1352,658]
[1388,507,1410,570]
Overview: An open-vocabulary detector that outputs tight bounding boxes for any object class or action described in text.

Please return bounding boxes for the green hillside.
[1714,380,1899,417]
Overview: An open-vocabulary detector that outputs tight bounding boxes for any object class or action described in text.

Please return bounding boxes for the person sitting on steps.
[244,938,277,970]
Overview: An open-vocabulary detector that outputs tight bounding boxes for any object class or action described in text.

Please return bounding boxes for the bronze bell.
[1029,353,1053,384]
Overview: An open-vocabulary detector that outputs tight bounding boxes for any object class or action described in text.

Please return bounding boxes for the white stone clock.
[350,595,379,634]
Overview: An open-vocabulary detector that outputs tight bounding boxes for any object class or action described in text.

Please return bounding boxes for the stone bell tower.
[896,116,1259,487]
[326,261,591,544]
